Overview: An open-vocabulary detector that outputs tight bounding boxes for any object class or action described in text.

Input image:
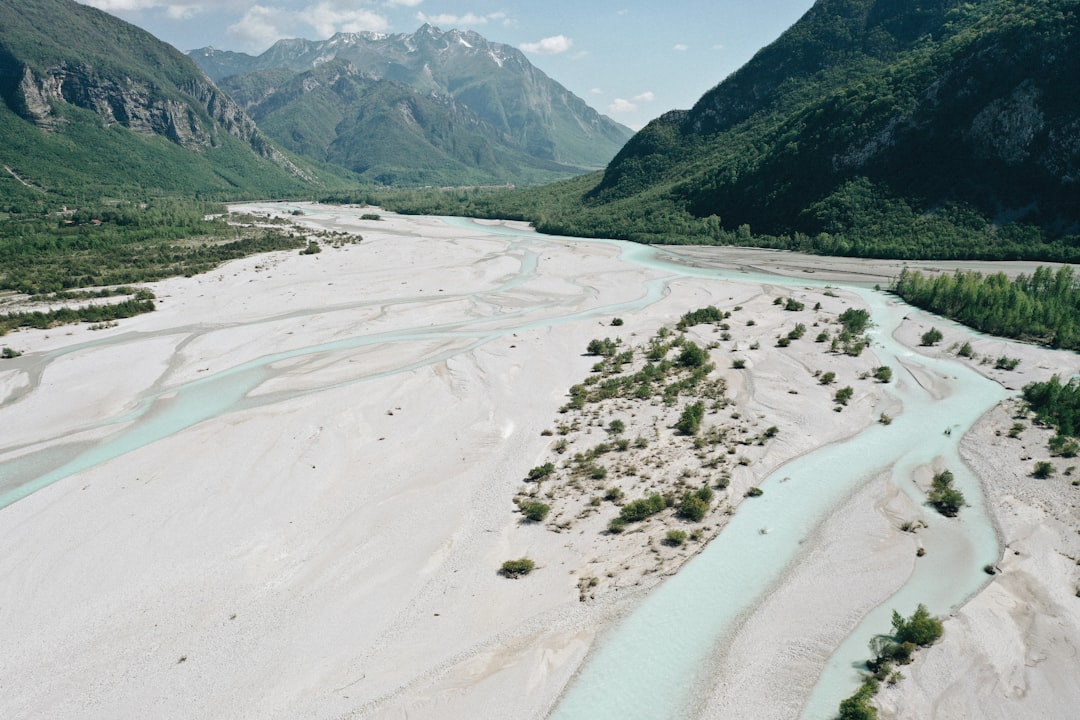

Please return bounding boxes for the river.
[0,206,1007,718]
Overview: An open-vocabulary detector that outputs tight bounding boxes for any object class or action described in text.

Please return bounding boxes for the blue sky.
[78,1,815,130]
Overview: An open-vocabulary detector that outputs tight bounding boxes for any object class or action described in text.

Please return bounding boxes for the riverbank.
[0,205,1076,720]
[875,315,1080,720]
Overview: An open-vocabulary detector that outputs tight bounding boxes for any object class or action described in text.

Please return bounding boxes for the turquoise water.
[0,209,1007,717]
[440,216,1006,719]
[546,276,1004,720]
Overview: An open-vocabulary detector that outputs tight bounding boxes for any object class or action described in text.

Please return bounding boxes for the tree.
[927,469,965,516]
[891,604,943,646]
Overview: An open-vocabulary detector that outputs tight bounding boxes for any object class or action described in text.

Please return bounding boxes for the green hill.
[433,0,1080,261]
[0,0,328,207]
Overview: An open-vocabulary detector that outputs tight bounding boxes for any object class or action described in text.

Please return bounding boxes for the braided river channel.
[0,206,1007,718]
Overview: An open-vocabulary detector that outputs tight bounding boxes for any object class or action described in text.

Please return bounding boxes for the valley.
[0,205,1077,719]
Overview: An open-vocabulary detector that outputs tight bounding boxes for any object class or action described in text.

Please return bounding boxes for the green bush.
[927,469,965,516]
[522,502,550,522]
[500,557,536,578]
[619,493,666,522]
[835,386,854,405]
[920,327,943,346]
[677,493,710,522]
[1033,460,1055,478]
[665,529,688,546]
[891,604,943,647]
[676,402,706,435]
[527,462,555,481]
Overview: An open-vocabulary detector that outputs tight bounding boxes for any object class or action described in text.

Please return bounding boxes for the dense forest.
[0,199,304,295]
[893,266,1080,349]
[1022,375,1080,437]
[337,0,1080,265]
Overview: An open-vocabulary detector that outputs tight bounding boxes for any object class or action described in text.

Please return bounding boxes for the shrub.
[527,462,555,481]
[677,493,710,522]
[873,366,893,383]
[732,358,746,369]
[819,371,836,385]
[300,241,322,255]
[619,493,667,523]
[745,486,764,497]
[360,213,381,220]
[676,341,709,368]
[920,327,943,346]
[835,386,854,405]
[500,557,536,578]
[608,419,626,435]
[677,306,724,329]
[610,317,624,326]
[1033,460,1055,478]
[1,346,21,359]
[522,502,550,522]
[927,469,965,516]
[788,323,807,340]
[665,529,688,546]
[784,298,805,311]
[586,337,618,357]
[676,402,706,435]
[957,341,975,358]
[995,355,1020,370]
[815,331,830,342]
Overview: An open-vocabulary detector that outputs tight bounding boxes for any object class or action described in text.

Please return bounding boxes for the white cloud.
[590,88,603,95]
[82,0,220,13]
[418,12,484,25]
[520,34,573,55]
[416,11,507,27]
[608,91,654,115]
[386,0,422,6]
[227,2,389,53]
[673,43,688,51]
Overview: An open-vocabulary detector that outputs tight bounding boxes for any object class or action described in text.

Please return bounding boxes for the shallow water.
[0,209,1006,718]
[540,236,1005,719]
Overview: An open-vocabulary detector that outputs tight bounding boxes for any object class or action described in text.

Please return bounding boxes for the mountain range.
[189,26,633,186]
[0,0,327,205]
[459,0,1080,261]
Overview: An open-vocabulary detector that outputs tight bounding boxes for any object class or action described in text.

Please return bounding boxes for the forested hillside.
[0,0,330,208]
[397,0,1080,262]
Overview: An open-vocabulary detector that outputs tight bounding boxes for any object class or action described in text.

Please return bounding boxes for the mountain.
[462,0,1080,261]
[190,26,634,186]
[0,0,323,205]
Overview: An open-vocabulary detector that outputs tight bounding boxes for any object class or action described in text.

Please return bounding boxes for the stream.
[0,207,1005,719]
